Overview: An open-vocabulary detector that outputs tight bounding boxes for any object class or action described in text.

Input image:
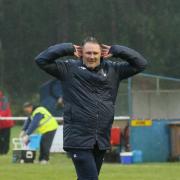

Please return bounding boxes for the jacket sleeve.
[109,45,148,80]
[35,43,75,80]
[25,113,44,135]
[22,118,31,131]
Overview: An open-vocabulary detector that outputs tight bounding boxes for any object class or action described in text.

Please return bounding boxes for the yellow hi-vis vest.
[31,106,58,134]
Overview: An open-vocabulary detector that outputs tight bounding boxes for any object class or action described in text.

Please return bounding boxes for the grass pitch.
[0,126,180,180]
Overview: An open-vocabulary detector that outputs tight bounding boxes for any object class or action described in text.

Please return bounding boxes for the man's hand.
[101,44,112,59]
[74,45,82,58]
[56,97,64,109]
[22,134,29,145]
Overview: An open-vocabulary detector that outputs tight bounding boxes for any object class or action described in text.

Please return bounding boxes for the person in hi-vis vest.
[20,102,58,164]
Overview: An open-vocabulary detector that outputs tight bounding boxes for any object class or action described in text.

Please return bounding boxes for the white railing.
[0,116,130,121]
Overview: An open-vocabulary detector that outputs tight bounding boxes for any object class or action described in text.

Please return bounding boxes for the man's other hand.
[74,45,82,58]
[101,44,112,59]
[22,134,29,145]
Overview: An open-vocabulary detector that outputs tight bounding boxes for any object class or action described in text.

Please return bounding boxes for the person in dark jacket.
[35,37,147,179]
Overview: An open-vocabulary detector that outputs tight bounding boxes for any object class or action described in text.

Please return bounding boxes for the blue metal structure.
[140,73,180,82]
[129,73,180,162]
[130,119,172,162]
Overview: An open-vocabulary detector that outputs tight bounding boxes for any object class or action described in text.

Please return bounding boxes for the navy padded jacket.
[35,43,147,150]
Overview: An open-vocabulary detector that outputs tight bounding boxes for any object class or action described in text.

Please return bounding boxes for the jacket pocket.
[71,105,89,125]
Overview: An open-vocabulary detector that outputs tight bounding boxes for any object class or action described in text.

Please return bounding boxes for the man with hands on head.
[35,37,147,179]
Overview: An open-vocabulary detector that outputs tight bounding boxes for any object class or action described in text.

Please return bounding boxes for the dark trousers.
[68,144,106,180]
[0,128,11,155]
[39,130,56,161]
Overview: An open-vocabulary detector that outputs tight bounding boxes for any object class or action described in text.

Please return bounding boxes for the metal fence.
[130,73,180,119]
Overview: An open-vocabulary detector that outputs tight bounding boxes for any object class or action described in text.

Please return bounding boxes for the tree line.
[0,0,180,113]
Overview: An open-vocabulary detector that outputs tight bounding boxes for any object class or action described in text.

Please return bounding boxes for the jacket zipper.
[95,102,99,141]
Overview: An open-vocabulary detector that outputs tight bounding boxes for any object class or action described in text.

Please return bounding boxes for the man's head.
[23,102,34,115]
[81,37,101,69]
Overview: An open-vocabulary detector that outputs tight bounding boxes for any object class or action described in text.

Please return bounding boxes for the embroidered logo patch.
[79,66,86,70]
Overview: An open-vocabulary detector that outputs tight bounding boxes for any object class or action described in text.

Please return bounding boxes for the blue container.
[28,134,41,150]
[130,119,171,162]
[133,150,143,163]
[120,152,133,164]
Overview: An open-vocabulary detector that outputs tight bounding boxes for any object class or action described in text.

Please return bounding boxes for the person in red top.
[0,90,15,154]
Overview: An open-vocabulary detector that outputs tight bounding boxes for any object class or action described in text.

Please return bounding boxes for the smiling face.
[82,42,101,69]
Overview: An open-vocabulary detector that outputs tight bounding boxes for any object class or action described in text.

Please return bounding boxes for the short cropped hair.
[82,37,101,47]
